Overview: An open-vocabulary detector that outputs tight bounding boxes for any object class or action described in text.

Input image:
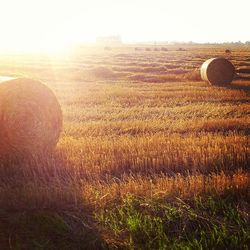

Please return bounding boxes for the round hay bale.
[0,77,62,158]
[200,58,235,86]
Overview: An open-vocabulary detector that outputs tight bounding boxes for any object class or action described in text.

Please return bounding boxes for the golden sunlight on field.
[0,0,250,247]
[0,44,249,248]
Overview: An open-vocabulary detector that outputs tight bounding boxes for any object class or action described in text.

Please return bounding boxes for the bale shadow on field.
[0,151,108,249]
[0,209,107,249]
[0,150,85,210]
[226,81,250,92]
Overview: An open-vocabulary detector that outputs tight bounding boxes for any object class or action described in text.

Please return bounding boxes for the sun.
[0,1,97,54]
[0,0,248,54]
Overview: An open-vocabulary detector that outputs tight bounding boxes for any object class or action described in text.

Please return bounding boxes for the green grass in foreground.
[0,189,250,250]
[96,192,250,249]
[0,189,249,250]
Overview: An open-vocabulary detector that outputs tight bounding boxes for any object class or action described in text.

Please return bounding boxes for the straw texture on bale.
[0,77,62,158]
[200,58,235,86]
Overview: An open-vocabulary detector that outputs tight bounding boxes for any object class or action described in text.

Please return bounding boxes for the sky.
[0,0,249,52]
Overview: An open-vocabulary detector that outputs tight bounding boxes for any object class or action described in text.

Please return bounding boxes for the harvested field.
[0,44,249,249]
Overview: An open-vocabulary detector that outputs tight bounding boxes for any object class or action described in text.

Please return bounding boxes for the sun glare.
[0,0,249,53]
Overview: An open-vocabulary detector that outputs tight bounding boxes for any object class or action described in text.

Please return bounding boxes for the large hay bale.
[200,58,235,86]
[0,77,62,158]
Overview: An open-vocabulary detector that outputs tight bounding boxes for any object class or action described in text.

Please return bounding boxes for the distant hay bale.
[225,49,231,54]
[161,47,168,51]
[200,58,235,86]
[89,66,116,78]
[0,77,62,158]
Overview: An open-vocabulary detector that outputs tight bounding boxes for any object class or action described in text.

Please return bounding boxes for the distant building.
[96,36,122,46]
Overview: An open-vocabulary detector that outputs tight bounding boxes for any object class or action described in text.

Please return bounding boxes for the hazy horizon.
[0,0,249,52]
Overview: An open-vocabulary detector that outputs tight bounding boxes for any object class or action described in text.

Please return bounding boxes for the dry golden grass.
[0,44,249,248]
[0,45,249,205]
